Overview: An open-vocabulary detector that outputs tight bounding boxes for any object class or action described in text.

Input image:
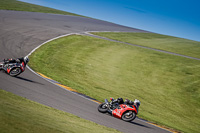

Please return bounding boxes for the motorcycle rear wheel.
[122,111,136,122]
[98,103,109,113]
[9,67,21,77]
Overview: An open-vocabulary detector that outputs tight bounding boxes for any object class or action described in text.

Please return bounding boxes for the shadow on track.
[104,113,151,129]
[129,121,151,129]
[15,76,44,85]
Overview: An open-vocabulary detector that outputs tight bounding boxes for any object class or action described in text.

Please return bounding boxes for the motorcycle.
[0,56,29,77]
[98,98,140,122]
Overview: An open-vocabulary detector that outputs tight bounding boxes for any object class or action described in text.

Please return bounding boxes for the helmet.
[117,98,124,104]
[24,56,29,64]
[134,99,140,106]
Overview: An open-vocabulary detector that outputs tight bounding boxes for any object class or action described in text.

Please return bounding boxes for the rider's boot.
[107,109,113,115]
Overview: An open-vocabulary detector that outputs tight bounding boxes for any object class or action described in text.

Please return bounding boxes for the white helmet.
[134,99,140,105]
[24,56,29,64]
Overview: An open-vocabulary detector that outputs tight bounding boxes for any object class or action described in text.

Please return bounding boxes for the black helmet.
[117,98,124,104]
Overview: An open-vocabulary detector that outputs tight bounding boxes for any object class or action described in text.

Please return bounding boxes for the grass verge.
[29,35,200,133]
[0,0,85,17]
[92,32,200,59]
[0,89,120,133]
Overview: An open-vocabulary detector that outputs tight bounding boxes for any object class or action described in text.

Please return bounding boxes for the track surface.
[0,10,170,133]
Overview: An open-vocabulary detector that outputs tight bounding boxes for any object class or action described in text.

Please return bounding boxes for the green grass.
[29,35,200,133]
[2,0,200,132]
[92,32,200,59]
[0,0,85,17]
[0,89,121,133]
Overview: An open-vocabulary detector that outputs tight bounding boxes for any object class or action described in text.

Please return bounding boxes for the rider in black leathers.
[107,98,124,114]
[2,57,29,70]
[4,57,24,64]
[108,98,140,114]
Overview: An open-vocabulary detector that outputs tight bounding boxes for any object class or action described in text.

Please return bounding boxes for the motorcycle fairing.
[4,62,25,74]
[20,62,25,72]
[112,104,137,119]
[7,68,11,73]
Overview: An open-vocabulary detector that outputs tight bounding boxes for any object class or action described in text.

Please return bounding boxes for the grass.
[0,89,121,133]
[1,0,200,132]
[92,32,200,59]
[0,0,85,17]
[29,35,200,133]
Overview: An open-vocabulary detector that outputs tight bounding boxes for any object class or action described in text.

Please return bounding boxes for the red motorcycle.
[0,57,29,77]
[98,98,140,122]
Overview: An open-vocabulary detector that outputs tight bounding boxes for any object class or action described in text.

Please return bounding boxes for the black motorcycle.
[0,57,29,77]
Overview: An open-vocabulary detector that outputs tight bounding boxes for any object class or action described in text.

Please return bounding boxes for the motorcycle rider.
[124,99,140,113]
[4,57,29,64]
[109,98,140,114]
[111,97,124,105]
[1,56,29,76]
[107,98,124,114]
[2,57,29,71]
[133,99,140,113]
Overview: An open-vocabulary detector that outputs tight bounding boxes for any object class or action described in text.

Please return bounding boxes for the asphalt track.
[0,10,172,133]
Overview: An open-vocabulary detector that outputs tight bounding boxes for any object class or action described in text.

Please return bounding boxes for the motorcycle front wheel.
[98,103,109,113]
[122,111,136,122]
[9,67,22,77]
[0,62,4,70]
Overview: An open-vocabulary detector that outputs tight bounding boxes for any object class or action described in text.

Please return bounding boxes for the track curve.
[0,10,170,133]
